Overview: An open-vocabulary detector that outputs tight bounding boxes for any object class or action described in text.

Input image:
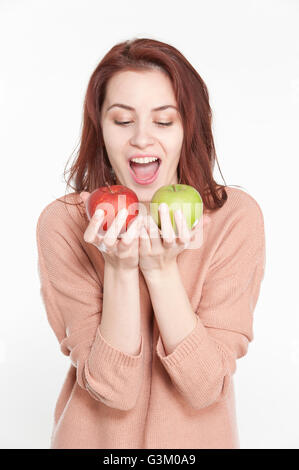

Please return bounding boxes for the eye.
[114,120,173,127]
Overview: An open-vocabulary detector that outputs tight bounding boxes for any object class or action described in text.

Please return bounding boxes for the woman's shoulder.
[225,185,263,211]
[213,185,264,225]
[36,192,86,234]
[207,185,265,253]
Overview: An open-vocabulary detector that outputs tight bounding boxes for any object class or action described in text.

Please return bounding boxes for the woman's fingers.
[83,207,141,251]
[193,214,211,236]
[172,211,211,249]
[146,214,162,248]
[104,208,128,248]
[174,209,190,245]
[186,213,211,249]
[120,215,143,247]
[159,203,176,245]
[83,208,105,243]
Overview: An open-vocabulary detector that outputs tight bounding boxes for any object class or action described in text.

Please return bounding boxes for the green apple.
[150,184,203,234]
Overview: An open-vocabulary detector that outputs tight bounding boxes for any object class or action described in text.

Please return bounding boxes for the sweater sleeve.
[36,200,144,411]
[155,194,266,410]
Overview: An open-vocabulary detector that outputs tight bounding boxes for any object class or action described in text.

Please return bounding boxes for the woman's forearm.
[99,263,142,356]
[144,263,197,356]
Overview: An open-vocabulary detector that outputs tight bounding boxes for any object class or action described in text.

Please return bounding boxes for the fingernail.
[95,209,104,218]
[175,209,182,218]
[159,203,168,212]
[192,219,199,228]
[119,208,128,217]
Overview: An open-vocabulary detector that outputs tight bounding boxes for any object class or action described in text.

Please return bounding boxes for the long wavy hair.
[58,37,242,216]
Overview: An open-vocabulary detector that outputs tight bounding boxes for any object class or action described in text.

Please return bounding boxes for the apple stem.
[172,184,177,192]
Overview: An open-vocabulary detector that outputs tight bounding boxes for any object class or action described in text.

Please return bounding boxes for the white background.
[1,0,298,449]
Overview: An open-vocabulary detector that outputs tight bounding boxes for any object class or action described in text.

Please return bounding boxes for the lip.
[128,158,162,185]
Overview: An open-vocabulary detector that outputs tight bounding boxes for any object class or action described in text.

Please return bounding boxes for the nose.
[129,122,155,149]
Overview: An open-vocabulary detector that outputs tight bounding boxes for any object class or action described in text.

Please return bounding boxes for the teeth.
[130,157,159,164]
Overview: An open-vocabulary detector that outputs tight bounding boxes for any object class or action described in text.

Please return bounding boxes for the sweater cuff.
[83,326,144,408]
[83,327,143,410]
[88,325,143,373]
[156,314,208,367]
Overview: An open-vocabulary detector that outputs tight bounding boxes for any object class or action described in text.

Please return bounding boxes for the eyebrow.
[106,103,178,112]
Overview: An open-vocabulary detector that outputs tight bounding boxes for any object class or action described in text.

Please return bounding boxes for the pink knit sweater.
[36,186,265,449]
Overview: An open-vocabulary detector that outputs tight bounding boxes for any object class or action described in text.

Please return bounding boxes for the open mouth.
[128,158,162,185]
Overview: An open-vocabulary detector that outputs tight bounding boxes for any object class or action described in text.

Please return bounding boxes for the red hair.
[59,37,234,215]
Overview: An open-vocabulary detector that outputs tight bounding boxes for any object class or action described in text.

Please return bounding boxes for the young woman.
[36,38,265,449]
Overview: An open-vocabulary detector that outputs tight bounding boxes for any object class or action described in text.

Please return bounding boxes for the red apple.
[85,184,139,236]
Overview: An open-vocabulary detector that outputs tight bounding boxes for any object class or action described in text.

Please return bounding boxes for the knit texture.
[36,186,265,449]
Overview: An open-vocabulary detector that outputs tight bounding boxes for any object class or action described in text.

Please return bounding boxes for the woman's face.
[100,69,184,205]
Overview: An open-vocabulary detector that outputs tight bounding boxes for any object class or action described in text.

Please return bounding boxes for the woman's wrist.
[141,262,178,284]
[104,261,140,278]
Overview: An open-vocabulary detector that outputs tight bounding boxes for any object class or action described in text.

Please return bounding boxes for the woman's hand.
[80,192,143,271]
[139,203,211,278]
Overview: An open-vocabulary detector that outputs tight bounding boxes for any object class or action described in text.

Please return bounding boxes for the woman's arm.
[144,263,197,356]
[142,193,265,410]
[36,200,144,411]
[100,264,142,355]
